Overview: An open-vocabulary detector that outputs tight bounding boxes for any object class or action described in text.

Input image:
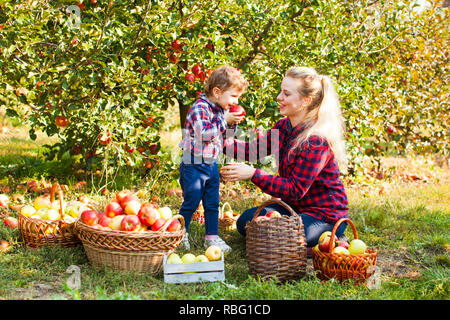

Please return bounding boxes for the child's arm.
[223,119,283,162]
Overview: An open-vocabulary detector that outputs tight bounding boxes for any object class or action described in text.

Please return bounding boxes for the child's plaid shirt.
[224,117,349,224]
[179,94,235,160]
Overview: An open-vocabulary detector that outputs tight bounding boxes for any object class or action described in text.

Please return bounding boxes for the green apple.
[195,254,209,262]
[348,239,367,255]
[158,206,173,220]
[20,205,36,217]
[181,253,196,263]
[332,246,350,255]
[35,208,49,218]
[45,209,60,220]
[167,253,183,264]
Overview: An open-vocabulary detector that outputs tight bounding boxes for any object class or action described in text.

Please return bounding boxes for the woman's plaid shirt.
[224,117,349,224]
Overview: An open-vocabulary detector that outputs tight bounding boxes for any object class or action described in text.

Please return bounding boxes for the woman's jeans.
[178,160,220,235]
[236,203,347,247]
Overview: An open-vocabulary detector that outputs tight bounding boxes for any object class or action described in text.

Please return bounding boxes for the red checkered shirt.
[180,94,236,160]
[223,117,349,224]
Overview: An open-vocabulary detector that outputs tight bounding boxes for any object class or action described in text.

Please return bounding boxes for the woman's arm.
[221,136,331,200]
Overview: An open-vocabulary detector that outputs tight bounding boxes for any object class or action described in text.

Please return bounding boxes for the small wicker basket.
[312,218,378,284]
[218,202,238,232]
[245,199,307,282]
[18,182,80,249]
[75,214,186,273]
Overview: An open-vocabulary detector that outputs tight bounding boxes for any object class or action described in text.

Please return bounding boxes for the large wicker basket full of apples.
[17,182,83,249]
[75,190,185,274]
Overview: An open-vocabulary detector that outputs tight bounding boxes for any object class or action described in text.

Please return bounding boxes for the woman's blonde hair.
[285,66,347,171]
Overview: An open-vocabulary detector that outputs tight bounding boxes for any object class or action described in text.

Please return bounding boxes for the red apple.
[98,215,112,228]
[99,131,111,145]
[151,217,167,231]
[116,190,132,204]
[229,104,245,117]
[171,39,183,52]
[121,215,140,231]
[338,240,349,249]
[80,210,98,226]
[192,63,202,75]
[124,200,141,215]
[55,116,69,127]
[138,205,160,227]
[3,217,18,229]
[318,236,331,252]
[121,193,139,208]
[266,210,281,218]
[166,219,181,232]
[0,240,11,253]
[105,201,124,218]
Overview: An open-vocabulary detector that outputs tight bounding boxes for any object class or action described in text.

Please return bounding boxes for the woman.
[221,66,349,252]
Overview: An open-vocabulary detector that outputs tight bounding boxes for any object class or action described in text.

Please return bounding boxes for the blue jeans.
[236,203,347,247]
[178,160,220,235]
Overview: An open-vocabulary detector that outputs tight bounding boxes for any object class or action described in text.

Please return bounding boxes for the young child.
[178,65,248,252]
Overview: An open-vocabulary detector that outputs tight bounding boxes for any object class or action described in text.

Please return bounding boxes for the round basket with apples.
[74,190,186,273]
[311,218,378,284]
[191,202,205,224]
[245,199,307,282]
[218,202,239,231]
[17,182,81,249]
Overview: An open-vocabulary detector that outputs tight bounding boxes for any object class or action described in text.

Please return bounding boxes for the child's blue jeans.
[178,159,220,235]
[236,203,347,247]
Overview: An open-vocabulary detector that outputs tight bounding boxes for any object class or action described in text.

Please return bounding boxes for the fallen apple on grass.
[0,240,11,253]
[3,217,18,229]
[0,194,9,207]
[205,245,222,261]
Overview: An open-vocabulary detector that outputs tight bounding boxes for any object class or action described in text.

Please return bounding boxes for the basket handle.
[328,218,358,253]
[251,198,298,221]
[50,182,64,218]
[159,214,185,232]
[220,202,232,218]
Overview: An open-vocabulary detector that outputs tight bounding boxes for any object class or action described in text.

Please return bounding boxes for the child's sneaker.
[180,233,190,250]
[204,236,231,253]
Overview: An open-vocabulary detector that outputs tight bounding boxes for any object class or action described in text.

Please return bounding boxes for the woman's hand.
[224,110,245,126]
[220,163,256,182]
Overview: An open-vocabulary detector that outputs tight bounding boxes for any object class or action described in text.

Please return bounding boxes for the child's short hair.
[204,65,248,96]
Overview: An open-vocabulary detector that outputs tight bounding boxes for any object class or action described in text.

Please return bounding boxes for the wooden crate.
[163,254,225,284]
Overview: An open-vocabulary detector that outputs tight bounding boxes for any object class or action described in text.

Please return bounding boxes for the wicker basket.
[192,202,205,224]
[312,218,378,284]
[75,214,186,273]
[18,182,80,249]
[245,199,307,282]
[218,202,238,232]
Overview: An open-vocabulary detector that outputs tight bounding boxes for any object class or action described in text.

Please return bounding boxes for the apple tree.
[0,0,448,183]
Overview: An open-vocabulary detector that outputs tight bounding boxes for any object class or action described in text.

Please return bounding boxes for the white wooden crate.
[163,254,225,283]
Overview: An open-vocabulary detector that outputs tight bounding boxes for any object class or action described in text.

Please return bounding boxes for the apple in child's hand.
[151,218,167,231]
[80,210,98,226]
[121,215,140,231]
[3,217,18,229]
[105,201,124,218]
[266,210,281,218]
[229,104,245,117]
[205,245,222,261]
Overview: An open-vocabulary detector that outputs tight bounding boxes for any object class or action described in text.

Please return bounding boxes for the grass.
[0,113,449,300]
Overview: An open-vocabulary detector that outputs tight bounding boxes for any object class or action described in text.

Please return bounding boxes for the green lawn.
[0,122,448,300]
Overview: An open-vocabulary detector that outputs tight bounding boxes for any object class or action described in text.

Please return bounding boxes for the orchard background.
[0,0,449,300]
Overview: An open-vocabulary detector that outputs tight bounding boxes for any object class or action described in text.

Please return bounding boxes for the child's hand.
[224,110,245,125]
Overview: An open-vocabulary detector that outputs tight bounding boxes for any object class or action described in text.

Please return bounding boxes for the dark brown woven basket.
[312,218,378,284]
[245,199,307,282]
[18,182,80,249]
[75,214,186,273]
